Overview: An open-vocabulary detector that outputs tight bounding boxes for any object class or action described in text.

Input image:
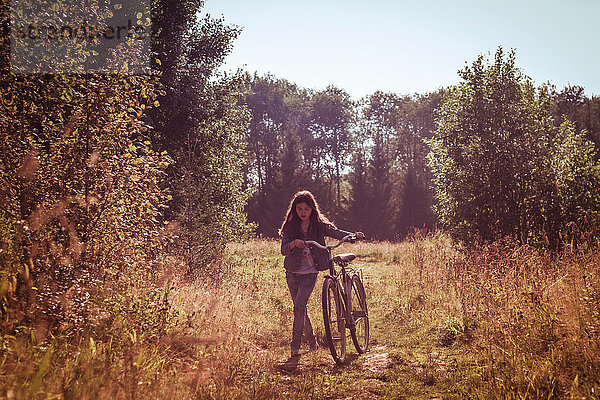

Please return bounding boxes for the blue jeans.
[286,272,318,352]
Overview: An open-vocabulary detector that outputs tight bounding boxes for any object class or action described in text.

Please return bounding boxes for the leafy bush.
[427,48,600,249]
[0,72,171,338]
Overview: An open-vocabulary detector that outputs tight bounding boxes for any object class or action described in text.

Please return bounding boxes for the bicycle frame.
[306,235,356,327]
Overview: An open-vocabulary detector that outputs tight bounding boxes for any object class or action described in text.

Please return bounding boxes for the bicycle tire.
[349,274,369,354]
[322,276,346,364]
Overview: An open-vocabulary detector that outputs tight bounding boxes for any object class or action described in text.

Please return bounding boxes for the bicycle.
[306,234,369,364]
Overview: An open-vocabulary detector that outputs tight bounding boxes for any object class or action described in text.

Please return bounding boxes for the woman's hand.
[290,239,306,249]
[355,232,365,240]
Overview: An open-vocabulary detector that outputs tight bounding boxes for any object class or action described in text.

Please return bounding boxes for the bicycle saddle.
[334,253,356,263]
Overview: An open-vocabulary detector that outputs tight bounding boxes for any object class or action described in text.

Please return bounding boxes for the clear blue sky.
[201,0,600,100]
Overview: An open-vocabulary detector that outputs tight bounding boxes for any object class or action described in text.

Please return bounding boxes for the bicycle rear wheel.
[350,274,369,354]
[322,276,346,364]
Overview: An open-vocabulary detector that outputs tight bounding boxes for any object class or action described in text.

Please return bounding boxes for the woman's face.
[295,202,312,223]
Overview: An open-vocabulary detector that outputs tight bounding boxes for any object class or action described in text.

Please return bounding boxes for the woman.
[279,190,364,357]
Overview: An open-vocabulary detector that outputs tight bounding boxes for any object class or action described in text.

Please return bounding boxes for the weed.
[2,234,600,398]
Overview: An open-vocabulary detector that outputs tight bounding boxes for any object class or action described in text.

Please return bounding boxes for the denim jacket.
[281,222,351,272]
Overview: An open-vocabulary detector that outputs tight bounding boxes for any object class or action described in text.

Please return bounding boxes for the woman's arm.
[281,227,304,256]
[324,225,365,241]
[324,225,352,241]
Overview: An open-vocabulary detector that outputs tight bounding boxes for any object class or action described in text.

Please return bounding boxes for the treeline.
[240,52,600,246]
[242,75,440,239]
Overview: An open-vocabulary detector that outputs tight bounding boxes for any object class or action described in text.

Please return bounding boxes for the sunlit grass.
[2,234,599,398]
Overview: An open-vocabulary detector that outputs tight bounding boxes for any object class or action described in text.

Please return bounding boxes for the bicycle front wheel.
[350,274,369,354]
[322,276,346,364]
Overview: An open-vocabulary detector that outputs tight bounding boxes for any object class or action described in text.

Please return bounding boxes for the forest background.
[2,0,600,398]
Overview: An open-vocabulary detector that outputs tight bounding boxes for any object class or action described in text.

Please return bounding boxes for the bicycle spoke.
[349,274,370,354]
[322,277,346,364]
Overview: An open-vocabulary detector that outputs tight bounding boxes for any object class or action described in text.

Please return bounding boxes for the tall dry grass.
[2,234,599,398]
[364,232,600,398]
[453,243,600,398]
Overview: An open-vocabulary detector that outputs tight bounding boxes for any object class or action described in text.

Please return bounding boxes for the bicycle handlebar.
[305,234,356,250]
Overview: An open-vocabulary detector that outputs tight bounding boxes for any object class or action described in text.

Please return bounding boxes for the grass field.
[2,233,600,399]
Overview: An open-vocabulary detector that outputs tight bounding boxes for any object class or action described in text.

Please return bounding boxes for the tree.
[1,65,169,333]
[242,75,358,236]
[396,92,441,235]
[149,3,253,271]
[552,85,600,155]
[242,74,315,236]
[398,165,432,235]
[349,91,439,239]
[309,86,353,210]
[367,132,395,239]
[244,74,294,193]
[427,47,600,249]
[348,143,370,234]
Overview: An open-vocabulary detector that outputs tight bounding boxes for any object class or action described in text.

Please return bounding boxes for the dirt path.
[276,345,395,374]
[272,343,458,399]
